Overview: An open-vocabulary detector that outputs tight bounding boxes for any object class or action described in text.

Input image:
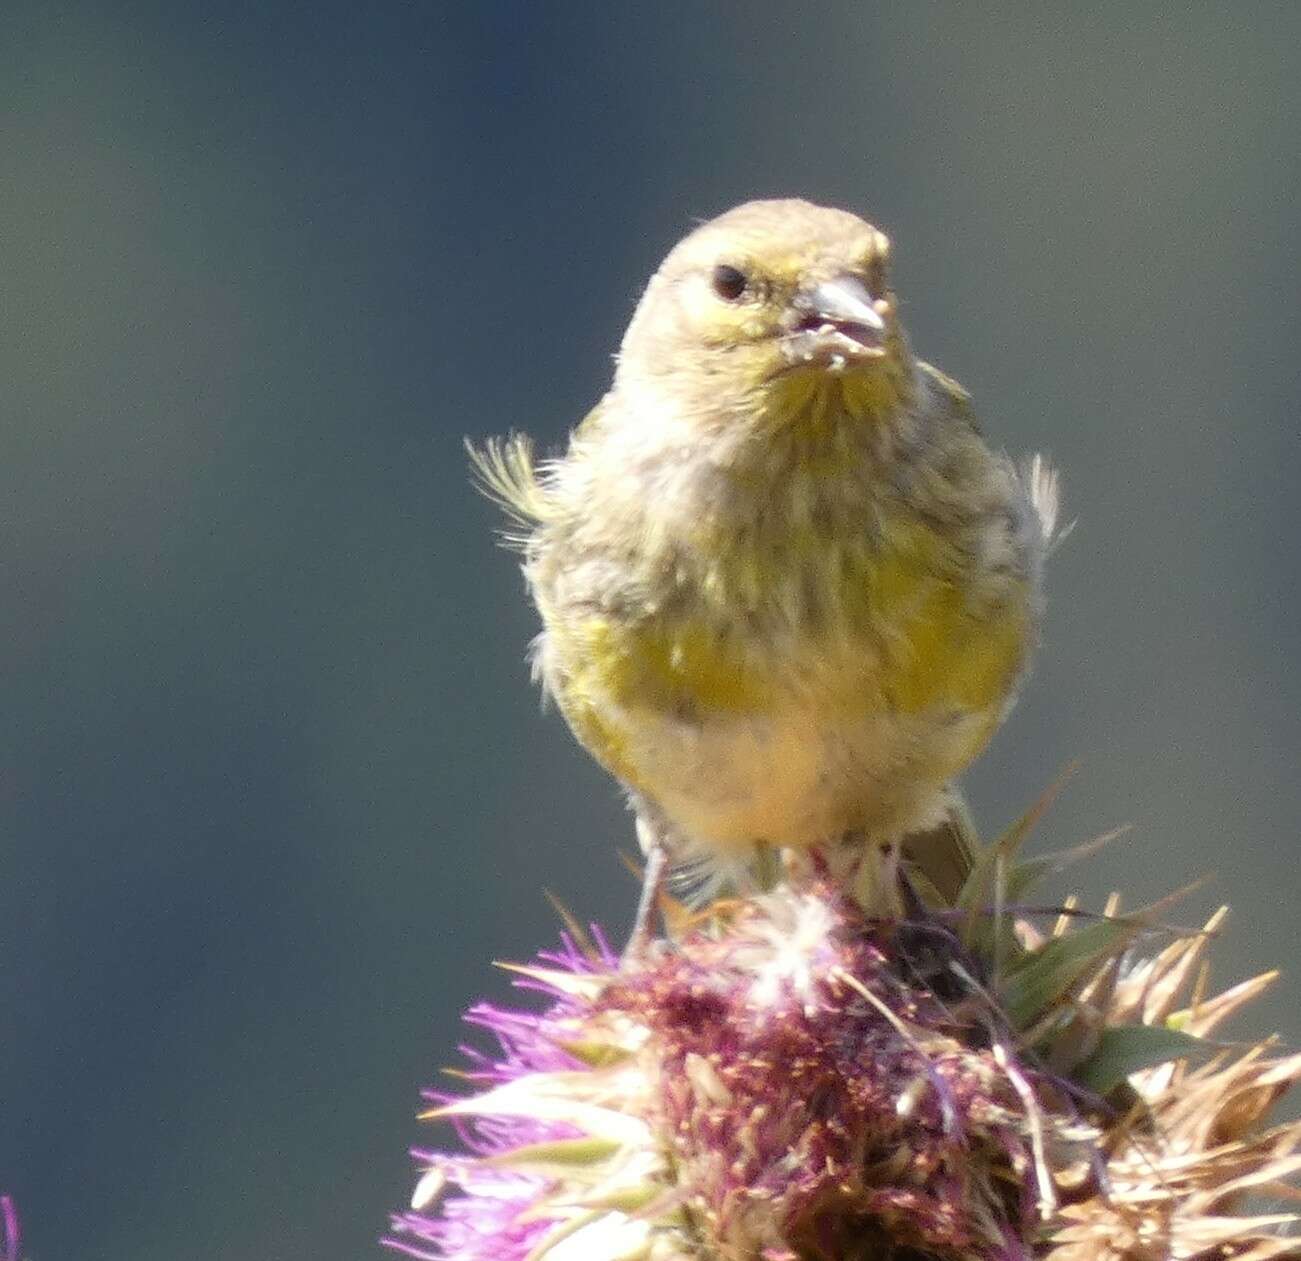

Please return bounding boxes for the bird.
[472,197,1059,947]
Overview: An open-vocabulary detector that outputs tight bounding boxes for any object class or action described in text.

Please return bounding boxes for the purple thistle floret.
[385,931,618,1261]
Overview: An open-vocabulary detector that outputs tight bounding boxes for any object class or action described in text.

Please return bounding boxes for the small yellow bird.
[474,198,1058,942]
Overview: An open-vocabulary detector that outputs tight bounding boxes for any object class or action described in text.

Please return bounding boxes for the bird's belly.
[611,702,996,855]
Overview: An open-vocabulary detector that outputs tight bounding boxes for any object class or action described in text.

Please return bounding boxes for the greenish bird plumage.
[473,198,1059,920]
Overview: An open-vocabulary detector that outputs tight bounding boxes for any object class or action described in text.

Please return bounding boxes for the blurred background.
[0,4,1298,1258]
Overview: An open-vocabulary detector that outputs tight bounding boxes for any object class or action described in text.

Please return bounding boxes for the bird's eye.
[710,264,748,302]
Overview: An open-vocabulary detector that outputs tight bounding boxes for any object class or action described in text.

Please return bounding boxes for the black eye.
[710,264,748,301]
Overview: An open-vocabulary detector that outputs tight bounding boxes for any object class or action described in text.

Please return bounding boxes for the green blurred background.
[1,4,1298,1258]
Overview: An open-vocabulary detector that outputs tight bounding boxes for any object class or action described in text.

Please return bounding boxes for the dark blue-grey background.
[1,5,1298,1258]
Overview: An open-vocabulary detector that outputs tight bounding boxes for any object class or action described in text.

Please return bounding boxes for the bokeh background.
[1,4,1298,1258]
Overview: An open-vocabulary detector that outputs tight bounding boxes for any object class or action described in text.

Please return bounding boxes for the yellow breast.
[545,514,1031,819]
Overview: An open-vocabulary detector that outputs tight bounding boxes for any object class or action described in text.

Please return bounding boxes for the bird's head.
[614,199,913,431]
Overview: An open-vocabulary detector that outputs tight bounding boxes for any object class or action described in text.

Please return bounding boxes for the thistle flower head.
[389,843,1301,1261]
[1,1196,19,1261]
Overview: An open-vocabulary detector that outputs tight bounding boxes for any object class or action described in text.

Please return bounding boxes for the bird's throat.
[766,362,912,438]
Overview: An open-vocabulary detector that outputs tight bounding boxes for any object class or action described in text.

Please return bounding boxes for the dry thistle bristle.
[388,827,1301,1261]
[1044,930,1301,1261]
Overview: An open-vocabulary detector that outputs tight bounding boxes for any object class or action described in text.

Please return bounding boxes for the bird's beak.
[782,274,889,367]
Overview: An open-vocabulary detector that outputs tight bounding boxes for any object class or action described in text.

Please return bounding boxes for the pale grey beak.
[802,275,886,333]
[784,273,888,362]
